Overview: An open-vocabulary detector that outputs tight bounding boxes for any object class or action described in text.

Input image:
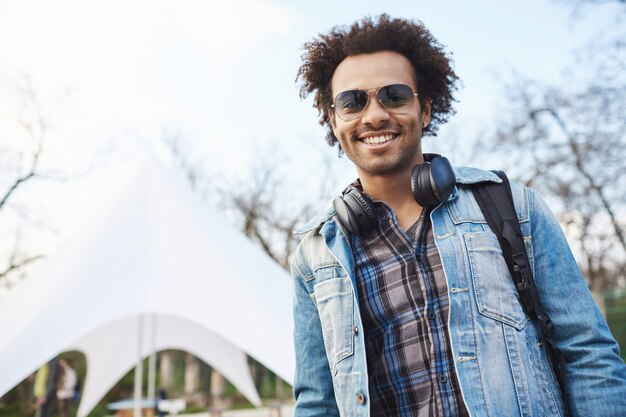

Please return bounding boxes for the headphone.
[332,154,455,235]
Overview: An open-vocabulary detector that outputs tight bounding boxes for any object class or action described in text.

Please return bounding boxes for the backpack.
[471,171,570,417]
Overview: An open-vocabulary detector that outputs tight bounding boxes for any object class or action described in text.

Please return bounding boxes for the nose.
[360,93,390,128]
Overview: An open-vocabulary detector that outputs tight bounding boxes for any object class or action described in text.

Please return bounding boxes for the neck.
[358,166,424,231]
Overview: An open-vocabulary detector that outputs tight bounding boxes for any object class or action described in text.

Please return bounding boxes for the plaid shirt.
[351,201,469,417]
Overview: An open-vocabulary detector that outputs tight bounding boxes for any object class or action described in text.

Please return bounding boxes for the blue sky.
[0,0,621,274]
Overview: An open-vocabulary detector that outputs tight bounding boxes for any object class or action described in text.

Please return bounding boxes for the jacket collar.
[453,166,503,185]
[294,166,502,235]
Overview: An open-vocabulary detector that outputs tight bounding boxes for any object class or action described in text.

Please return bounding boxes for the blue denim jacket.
[291,167,626,417]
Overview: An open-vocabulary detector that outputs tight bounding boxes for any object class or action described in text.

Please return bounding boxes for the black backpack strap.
[471,171,571,417]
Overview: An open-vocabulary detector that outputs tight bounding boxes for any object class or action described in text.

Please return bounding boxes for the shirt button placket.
[438,372,447,383]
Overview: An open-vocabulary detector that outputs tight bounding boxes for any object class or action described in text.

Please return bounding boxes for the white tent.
[0,156,295,417]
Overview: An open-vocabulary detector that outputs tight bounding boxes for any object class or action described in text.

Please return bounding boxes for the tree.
[486,1,626,291]
[222,155,312,270]
[163,133,341,270]
[0,72,48,290]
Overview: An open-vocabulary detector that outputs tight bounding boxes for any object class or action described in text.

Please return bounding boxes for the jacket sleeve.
[529,188,626,416]
[291,244,341,417]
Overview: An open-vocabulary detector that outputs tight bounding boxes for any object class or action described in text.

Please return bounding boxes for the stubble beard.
[346,128,422,177]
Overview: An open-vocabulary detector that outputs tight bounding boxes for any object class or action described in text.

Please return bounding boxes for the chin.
[360,162,407,176]
[373,153,418,172]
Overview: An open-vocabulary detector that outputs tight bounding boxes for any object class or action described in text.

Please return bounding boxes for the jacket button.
[356,391,366,404]
[352,325,359,336]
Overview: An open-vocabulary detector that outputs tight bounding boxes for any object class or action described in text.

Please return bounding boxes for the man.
[31,363,48,417]
[56,358,77,417]
[291,14,626,417]
[34,358,61,417]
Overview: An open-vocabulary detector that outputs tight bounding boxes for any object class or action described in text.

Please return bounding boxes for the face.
[330,50,431,179]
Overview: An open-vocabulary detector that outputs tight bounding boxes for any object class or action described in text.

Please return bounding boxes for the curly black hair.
[297,14,459,147]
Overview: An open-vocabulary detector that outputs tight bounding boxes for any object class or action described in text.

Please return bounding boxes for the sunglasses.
[331,83,419,122]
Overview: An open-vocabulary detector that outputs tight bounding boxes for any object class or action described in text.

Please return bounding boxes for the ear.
[420,98,431,129]
[329,108,338,134]
[421,98,432,128]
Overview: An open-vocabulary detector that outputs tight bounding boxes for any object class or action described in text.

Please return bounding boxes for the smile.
[361,134,395,145]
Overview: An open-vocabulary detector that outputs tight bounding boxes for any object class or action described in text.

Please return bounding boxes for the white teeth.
[363,134,394,145]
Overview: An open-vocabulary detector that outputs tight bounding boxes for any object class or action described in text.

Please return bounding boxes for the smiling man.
[291,14,626,417]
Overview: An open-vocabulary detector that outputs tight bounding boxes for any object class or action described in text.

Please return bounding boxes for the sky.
[0,0,622,287]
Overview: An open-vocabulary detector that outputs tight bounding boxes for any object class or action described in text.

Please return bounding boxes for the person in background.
[56,358,77,417]
[36,358,61,417]
[156,388,168,417]
[31,364,48,417]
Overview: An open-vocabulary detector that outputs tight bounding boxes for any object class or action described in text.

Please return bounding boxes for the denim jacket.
[291,167,626,417]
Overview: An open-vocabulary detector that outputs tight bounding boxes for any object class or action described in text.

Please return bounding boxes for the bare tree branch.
[488,32,626,291]
[0,76,45,210]
[0,254,44,280]
[163,134,328,272]
[529,106,626,254]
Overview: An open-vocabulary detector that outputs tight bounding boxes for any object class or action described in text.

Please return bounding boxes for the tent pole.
[134,315,143,417]
[148,314,156,401]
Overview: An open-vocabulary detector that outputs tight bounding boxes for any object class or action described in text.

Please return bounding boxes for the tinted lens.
[378,84,415,110]
[333,84,416,121]
[334,90,369,119]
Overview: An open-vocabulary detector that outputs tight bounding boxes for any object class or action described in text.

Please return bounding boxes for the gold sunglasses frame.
[330,83,419,122]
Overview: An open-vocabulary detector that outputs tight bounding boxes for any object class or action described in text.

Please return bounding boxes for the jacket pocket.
[314,276,355,369]
[465,231,529,330]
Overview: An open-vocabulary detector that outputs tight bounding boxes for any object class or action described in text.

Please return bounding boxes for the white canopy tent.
[70,314,262,416]
[0,155,295,416]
